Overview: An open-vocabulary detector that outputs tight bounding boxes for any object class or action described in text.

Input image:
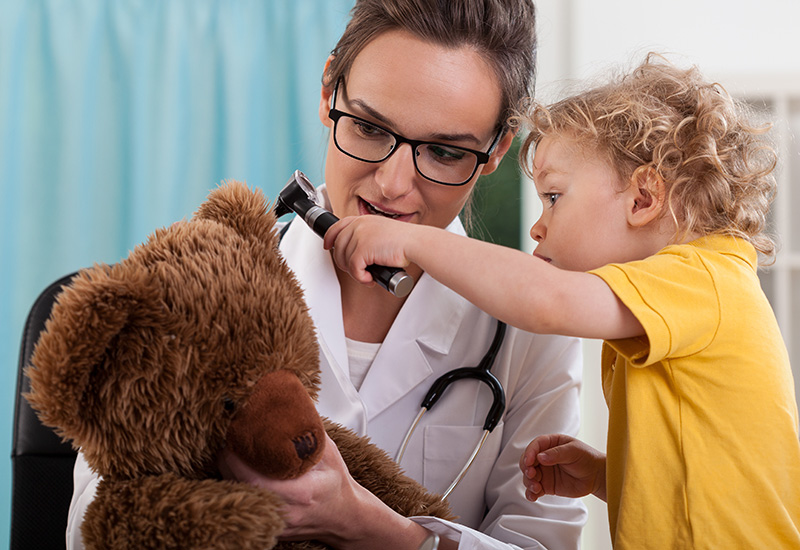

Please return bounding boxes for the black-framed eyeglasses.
[328,79,504,186]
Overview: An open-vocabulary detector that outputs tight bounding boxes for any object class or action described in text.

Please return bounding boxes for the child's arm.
[519,434,607,503]
[324,215,643,340]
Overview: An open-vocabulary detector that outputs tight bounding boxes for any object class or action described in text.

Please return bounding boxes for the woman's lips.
[358,198,413,222]
[533,252,552,263]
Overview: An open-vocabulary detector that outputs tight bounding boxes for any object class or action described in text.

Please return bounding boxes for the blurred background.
[1,1,798,548]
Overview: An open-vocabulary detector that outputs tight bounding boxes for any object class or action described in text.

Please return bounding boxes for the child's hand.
[324,216,415,286]
[519,434,607,503]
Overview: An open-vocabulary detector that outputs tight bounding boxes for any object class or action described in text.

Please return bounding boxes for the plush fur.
[26,181,452,550]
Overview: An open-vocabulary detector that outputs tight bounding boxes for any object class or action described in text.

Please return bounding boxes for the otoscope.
[274,170,415,298]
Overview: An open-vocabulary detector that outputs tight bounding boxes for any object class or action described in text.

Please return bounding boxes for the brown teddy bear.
[25,181,452,550]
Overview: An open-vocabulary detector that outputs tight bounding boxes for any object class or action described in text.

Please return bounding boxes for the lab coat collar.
[278,188,472,422]
[358,264,469,419]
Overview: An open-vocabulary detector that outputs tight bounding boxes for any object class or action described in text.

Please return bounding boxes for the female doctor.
[68,1,586,548]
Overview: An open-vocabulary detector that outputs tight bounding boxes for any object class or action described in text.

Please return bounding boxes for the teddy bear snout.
[226,368,326,480]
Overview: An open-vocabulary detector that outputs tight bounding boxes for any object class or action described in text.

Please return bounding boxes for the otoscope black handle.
[274,170,415,298]
[299,203,414,298]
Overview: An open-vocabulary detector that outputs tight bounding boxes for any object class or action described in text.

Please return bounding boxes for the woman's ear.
[319,56,335,128]
[481,130,517,176]
[627,165,666,227]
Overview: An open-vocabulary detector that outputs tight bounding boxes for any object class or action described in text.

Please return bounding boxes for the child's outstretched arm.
[324,215,643,340]
[519,434,607,503]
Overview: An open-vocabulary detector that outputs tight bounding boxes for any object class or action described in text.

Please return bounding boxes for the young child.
[324,54,800,548]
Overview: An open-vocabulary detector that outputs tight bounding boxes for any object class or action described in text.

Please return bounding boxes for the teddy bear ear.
[193,180,280,250]
[25,263,164,448]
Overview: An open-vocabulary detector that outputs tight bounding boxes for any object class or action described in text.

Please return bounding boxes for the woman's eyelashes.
[354,120,387,138]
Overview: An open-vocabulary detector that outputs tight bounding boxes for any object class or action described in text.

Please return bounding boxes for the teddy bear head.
[26,181,325,482]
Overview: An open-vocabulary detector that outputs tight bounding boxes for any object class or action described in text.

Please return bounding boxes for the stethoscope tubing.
[395,320,507,502]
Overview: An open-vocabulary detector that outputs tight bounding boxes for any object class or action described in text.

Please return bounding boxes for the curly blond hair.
[520,53,778,260]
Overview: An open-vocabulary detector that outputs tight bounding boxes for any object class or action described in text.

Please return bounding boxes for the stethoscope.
[275,170,508,502]
[395,318,506,501]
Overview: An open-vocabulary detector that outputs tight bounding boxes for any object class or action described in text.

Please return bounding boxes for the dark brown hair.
[324,0,537,129]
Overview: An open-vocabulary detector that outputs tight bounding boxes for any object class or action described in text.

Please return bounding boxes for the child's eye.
[540,192,560,207]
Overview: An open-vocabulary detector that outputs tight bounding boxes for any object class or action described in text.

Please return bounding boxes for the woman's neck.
[336,260,422,343]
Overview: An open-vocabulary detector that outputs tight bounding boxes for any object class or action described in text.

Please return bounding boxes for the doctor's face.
[319,29,513,230]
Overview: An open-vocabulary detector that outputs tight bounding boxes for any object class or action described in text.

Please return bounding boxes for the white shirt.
[67,188,587,550]
[345,337,381,390]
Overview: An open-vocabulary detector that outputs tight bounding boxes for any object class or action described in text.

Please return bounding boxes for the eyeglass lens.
[333,115,480,185]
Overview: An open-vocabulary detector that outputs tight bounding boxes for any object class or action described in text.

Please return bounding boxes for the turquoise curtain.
[0,0,354,542]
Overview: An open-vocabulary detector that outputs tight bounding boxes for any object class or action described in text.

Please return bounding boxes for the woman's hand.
[519,434,607,503]
[218,433,439,550]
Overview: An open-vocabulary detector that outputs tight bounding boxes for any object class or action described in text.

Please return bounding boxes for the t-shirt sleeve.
[590,251,721,366]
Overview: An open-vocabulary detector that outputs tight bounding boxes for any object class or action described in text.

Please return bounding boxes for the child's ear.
[627,165,666,227]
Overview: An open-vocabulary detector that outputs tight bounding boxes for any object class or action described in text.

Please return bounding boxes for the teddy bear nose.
[293,431,319,460]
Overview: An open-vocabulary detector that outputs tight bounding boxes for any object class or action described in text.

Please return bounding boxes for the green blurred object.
[464,137,523,250]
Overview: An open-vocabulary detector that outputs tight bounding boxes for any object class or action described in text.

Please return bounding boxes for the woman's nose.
[530,217,546,242]
[375,144,417,200]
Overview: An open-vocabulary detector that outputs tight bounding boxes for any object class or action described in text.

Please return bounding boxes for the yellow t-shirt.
[591,235,800,549]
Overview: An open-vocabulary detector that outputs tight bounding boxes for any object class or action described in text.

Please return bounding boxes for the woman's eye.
[425,145,467,164]
[354,121,387,138]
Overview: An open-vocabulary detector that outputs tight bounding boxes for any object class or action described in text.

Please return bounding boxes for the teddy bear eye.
[222,397,236,413]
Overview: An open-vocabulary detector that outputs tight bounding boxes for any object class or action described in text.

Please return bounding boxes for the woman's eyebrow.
[349,98,483,146]
[350,98,395,127]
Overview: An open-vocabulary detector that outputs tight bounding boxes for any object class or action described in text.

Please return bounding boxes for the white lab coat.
[67,190,587,550]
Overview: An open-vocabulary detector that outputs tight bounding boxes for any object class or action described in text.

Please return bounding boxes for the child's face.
[529,135,643,271]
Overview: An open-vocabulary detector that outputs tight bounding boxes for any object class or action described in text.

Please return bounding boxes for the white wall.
[528,2,800,549]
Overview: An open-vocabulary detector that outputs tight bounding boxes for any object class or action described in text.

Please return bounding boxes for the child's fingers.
[325,219,374,285]
[529,434,578,466]
[537,446,570,466]
[521,433,566,468]
[323,217,357,250]
[521,436,547,468]
[524,477,546,502]
[522,472,542,493]
[335,242,375,285]
[521,462,543,481]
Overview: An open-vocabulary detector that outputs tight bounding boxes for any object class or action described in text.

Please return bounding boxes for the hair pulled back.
[325,0,537,129]
[521,53,778,259]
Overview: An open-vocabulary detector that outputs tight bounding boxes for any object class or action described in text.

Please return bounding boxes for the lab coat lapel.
[278,199,471,427]
[358,253,469,420]
[278,219,368,432]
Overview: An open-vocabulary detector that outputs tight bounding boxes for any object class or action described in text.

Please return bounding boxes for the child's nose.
[530,217,546,242]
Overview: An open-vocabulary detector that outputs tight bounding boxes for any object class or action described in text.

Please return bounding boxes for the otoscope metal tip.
[389,271,415,298]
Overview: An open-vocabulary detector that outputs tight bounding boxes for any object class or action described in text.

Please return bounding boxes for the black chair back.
[11,272,79,550]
